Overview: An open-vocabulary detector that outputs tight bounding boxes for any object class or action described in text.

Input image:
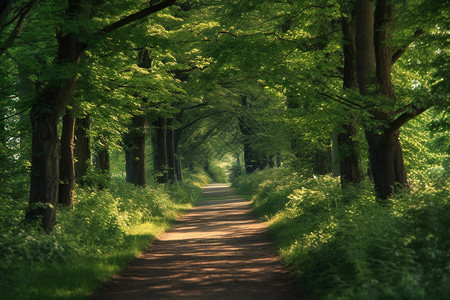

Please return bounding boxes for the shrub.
[233,168,450,299]
[0,177,203,299]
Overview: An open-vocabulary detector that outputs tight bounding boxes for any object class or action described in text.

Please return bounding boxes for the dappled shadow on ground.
[91,184,306,300]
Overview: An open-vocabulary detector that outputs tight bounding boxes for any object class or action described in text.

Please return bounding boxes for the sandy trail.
[91,183,305,299]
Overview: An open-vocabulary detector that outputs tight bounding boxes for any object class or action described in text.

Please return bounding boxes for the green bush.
[0,177,202,300]
[233,168,450,299]
[207,161,228,183]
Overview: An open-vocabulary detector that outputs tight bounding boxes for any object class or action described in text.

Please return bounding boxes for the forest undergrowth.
[0,174,206,300]
[233,167,450,299]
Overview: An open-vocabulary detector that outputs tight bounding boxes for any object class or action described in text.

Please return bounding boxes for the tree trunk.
[366,129,407,200]
[124,114,147,186]
[74,115,90,185]
[238,95,258,174]
[268,154,275,168]
[166,118,176,183]
[96,148,110,174]
[242,142,258,174]
[338,123,363,185]
[276,152,281,168]
[355,0,377,95]
[95,136,110,190]
[355,0,409,199]
[26,2,86,230]
[331,129,340,177]
[58,108,75,207]
[152,117,168,183]
[27,97,61,232]
[338,13,363,186]
[174,116,182,182]
[313,147,331,175]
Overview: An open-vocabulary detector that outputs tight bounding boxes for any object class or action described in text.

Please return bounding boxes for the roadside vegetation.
[0,172,204,300]
[233,164,449,299]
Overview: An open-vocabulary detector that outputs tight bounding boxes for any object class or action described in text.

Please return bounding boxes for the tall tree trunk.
[95,135,110,190]
[356,0,409,199]
[174,116,182,182]
[26,0,86,231]
[124,114,147,186]
[355,0,377,95]
[58,108,75,207]
[74,114,90,185]
[27,96,62,232]
[238,95,258,174]
[122,48,151,187]
[18,65,34,157]
[166,117,176,183]
[152,116,168,183]
[96,148,109,174]
[313,147,331,175]
[339,13,363,186]
[331,129,340,177]
[242,141,258,174]
[275,152,281,168]
[268,154,275,168]
[368,0,407,199]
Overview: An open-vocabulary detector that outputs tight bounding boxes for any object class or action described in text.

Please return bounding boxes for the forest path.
[91,183,306,299]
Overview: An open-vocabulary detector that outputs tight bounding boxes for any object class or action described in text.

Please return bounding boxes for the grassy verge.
[233,168,450,299]
[0,178,203,300]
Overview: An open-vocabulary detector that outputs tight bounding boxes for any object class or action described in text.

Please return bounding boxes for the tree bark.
[365,128,407,199]
[152,116,168,183]
[356,0,412,200]
[58,108,75,207]
[338,13,363,186]
[313,147,331,175]
[95,135,110,190]
[338,123,363,185]
[275,152,281,168]
[238,95,259,174]
[174,112,183,182]
[166,117,176,183]
[26,0,86,231]
[124,114,147,187]
[355,0,376,95]
[74,114,90,185]
[96,147,110,174]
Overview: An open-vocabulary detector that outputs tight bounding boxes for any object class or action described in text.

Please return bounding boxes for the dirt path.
[91,183,306,299]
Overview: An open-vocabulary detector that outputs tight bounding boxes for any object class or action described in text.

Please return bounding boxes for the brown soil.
[90,183,307,299]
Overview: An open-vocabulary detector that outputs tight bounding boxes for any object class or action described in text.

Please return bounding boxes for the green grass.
[0,178,203,300]
[233,168,450,299]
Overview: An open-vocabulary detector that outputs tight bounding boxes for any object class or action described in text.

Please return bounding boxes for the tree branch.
[318,92,362,109]
[101,0,175,33]
[0,0,36,57]
[181,102,210,111]
[180,111,222,131]
[0,108,28,122]
[388,105,428,134]
[392,29,424,65]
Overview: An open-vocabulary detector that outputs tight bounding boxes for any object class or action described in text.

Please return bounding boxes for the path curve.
[91,183,306,299]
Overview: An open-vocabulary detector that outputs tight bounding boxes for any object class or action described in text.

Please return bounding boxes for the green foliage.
[0,178,202,299]
[233,168,450,299]
[182,168,213,187]
[205,160,228,183]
